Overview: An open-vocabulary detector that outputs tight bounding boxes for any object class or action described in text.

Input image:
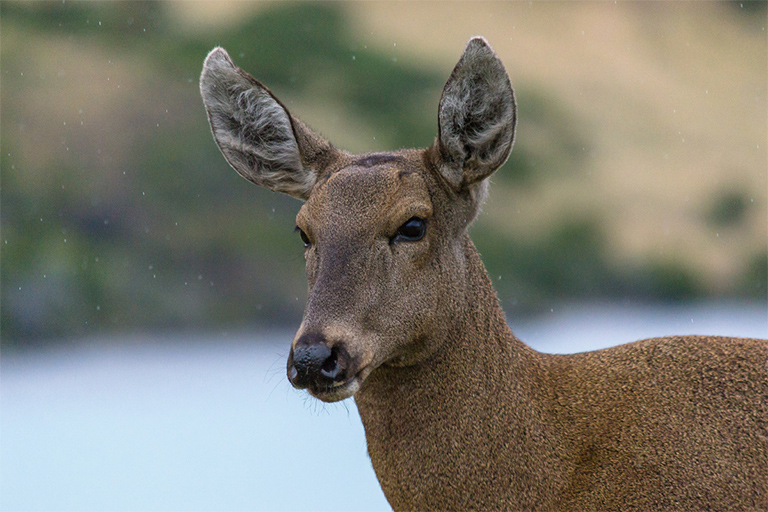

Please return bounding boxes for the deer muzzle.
[287,331,364,402]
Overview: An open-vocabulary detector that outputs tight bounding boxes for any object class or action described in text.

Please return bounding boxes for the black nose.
[287,332,347,389]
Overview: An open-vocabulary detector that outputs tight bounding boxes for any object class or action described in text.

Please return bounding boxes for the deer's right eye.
[391,217,427,244]
[295,226,311,247]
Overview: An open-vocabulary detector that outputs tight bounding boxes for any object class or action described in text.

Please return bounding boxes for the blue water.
[2,302,766,511]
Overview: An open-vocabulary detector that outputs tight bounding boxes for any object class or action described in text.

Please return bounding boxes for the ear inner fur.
[436,36,517,190]
[200,47,338,200]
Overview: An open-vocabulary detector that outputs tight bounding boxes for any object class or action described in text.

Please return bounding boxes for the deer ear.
[435,37,517,190]
[200,48,338,201]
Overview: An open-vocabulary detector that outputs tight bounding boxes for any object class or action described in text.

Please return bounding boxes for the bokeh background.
[3,1,766,346]
[2,2,766,511]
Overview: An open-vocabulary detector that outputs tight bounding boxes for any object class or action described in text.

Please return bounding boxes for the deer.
[200,37,768,511]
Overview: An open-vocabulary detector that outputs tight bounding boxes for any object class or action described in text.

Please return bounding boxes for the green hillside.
[2,2,765,346]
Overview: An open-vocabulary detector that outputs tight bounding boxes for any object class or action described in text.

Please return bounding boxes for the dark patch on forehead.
[354,153,404,168]
[313,153,413,192]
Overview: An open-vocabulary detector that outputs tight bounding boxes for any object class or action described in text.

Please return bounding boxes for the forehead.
[298,153,432,225]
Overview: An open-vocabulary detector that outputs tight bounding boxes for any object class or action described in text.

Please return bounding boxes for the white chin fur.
[310,377,361,403]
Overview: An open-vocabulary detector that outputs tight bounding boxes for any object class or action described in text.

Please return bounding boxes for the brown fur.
[201,37,768,511]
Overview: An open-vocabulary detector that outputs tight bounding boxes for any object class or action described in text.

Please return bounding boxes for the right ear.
[200,48,339,201]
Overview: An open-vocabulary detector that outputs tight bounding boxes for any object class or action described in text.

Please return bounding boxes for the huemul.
[201,37,768,511]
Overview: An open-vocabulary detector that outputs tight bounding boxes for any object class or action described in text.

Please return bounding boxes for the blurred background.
[1,2,766,511]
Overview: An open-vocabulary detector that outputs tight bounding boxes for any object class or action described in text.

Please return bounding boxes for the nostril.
[320,349,337,374]
[320,346,345,382]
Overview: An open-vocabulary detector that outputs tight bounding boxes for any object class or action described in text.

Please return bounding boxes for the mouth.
[307,366,372,403]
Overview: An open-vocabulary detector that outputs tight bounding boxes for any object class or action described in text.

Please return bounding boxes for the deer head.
[200,37,516,402]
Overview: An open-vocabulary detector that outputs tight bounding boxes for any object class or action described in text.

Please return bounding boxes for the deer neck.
[354,234,555,509]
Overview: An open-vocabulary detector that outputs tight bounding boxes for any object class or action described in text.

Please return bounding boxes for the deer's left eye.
[295,226,311,247]
[391,217,426,244]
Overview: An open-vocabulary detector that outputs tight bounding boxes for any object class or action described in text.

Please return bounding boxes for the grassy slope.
[2,2,765,343]
[348,2,767,296]
[173,1,767,296]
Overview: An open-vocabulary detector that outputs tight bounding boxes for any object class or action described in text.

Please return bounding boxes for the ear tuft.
[436,37,517,190]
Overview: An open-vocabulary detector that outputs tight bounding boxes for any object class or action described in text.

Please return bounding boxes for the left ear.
[434,37,517,189]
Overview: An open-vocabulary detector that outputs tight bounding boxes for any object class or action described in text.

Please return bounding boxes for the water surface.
[2,302,766,511]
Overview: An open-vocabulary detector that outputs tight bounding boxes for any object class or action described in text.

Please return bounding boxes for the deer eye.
[295,226,311,247]
[392,217,426,244]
